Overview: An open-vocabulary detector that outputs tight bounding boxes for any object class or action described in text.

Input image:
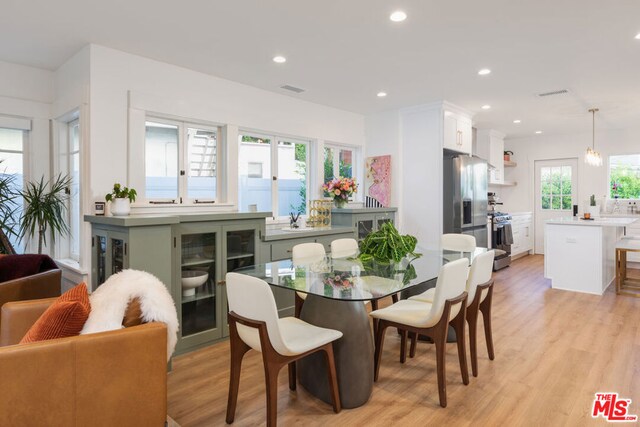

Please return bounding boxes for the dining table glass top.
[234,246,487,301]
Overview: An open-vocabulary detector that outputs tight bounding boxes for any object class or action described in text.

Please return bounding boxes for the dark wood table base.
[298,295,374,409]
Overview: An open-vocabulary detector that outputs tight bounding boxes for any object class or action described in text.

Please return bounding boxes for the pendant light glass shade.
[585,108,602,167]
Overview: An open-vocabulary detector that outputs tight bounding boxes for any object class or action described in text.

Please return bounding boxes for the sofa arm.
[0,298,57,346]
[0,322,168,426]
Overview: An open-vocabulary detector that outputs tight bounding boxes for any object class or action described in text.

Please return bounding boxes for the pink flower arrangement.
[323,177,358,207]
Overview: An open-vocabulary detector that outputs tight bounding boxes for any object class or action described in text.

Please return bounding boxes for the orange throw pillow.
[20,282,91,344]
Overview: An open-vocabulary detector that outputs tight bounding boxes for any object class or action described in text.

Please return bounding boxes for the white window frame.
[0,119,30,254]
[323,142,360,199]
[608,153,640,201]
[144,116,224,205]
[238,130,312,220]
[52,111,82,264]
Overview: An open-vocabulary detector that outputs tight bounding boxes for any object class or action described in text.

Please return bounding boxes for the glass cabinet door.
[225,229,256,273]
[111,238,126,275]
[180,232,218,338]
[95,234,107,287]
[356,219,375,241]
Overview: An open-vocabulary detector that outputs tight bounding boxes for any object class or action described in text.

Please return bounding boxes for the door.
[534,158,578,254]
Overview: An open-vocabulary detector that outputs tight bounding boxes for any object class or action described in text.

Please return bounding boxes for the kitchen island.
[544,217,637,295]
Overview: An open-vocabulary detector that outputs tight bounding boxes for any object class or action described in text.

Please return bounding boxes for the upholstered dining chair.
[441,233,477,252]
[370,258,470,408]
[330,238,359,259]
[225,272,342,426]
[409,250,496,377]
[292,242,326,318]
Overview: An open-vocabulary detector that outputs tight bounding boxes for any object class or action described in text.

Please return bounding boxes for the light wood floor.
[167,255,640,426]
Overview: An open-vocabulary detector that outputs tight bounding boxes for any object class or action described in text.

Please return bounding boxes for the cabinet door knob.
[218,280,226,286]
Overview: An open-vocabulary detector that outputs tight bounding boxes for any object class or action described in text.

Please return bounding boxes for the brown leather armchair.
[0,298,168,427]
[0,255,62,331]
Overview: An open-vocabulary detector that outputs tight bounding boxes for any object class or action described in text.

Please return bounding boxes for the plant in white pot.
[105,183,137,216]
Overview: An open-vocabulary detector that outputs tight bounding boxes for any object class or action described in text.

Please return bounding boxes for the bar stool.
[616,238,640,297]
[225,272,342,426]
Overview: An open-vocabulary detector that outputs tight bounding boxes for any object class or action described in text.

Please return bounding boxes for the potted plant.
[18,174,71,254]
[358,222,421,263]
[504,150,514,162]
[105,183,137,216]
[323,177,358,209]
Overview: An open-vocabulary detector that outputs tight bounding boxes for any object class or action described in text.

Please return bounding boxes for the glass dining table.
[235,246,486,409]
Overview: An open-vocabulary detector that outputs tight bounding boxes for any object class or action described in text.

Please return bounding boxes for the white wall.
[87,44,365,208]
[501,128,640,213]
[364,110,402,210]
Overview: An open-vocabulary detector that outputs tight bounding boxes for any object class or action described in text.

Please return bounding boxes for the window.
[609,154,640,199]
[238,133,309,217]
[324,144,354,182]
[67,120,80,261]
[540,166,572,210]
[0,127,25,252]
[145,119,221,203]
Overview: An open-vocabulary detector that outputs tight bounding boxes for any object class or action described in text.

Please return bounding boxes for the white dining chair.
[409,250,495,377]
[441,233,477,252]
[292,242,326,317]
[370,258,470,408]
[330,238,359,259]
[225,272,342,426]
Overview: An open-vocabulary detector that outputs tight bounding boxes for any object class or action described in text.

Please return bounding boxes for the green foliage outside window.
[610,159,640,199]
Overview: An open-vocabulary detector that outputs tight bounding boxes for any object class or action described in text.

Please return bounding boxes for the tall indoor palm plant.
[18,174,71,254]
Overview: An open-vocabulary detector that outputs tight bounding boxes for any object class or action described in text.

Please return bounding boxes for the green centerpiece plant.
[358,222,420,263]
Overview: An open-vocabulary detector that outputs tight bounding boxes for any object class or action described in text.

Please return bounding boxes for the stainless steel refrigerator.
[443,153,488,248]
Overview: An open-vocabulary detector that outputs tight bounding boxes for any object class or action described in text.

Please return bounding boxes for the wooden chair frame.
[226,311,341,426]
[464,279,495,377]
[409,280,495,377]
[374,292,469,408]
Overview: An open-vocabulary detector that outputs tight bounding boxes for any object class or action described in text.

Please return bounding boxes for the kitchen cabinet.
[511,212,533,258]
[174,221,261,352]
[444,111,473,155]
[330,207,397,242]
[86,212,268,355]
[476,129,507,185]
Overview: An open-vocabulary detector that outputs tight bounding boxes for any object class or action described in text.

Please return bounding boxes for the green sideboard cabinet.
[330,207,397,241]
[86,213,268,355]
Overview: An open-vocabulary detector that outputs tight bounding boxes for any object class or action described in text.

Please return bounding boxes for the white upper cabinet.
[476,129,506,185]
[443,110,473,155]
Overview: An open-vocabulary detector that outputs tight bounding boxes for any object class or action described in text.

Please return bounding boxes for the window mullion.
[271,137,278,218]
[179,122,187,203]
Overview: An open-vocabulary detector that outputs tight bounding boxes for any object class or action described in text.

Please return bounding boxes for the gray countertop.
[85,211,272,227]
[331,207,397,214]
[263,226,355,241]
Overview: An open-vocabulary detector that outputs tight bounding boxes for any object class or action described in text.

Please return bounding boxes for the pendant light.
[585,108,602,167]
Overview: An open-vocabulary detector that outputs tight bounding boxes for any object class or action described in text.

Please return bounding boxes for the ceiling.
[1,0,639,138]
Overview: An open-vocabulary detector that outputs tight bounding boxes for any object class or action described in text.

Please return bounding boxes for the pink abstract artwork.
[364,155,391,207]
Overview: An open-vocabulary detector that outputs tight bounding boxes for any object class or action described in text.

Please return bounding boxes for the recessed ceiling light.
[513,119,521,124]
[481,105,491,110]
[535,130,543,134]
[635,33,640,40]
[272,56,286,63]
[390,11,407,22]
[478,68,491,76]
[377,92,387,98]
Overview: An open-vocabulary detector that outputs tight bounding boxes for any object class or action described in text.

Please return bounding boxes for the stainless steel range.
[489,211,512,270]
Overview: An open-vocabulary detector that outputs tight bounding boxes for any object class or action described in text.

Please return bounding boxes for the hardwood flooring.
[167,255,640,426]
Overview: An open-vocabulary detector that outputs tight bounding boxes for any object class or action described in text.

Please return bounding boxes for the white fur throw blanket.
[80,269,179,360]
